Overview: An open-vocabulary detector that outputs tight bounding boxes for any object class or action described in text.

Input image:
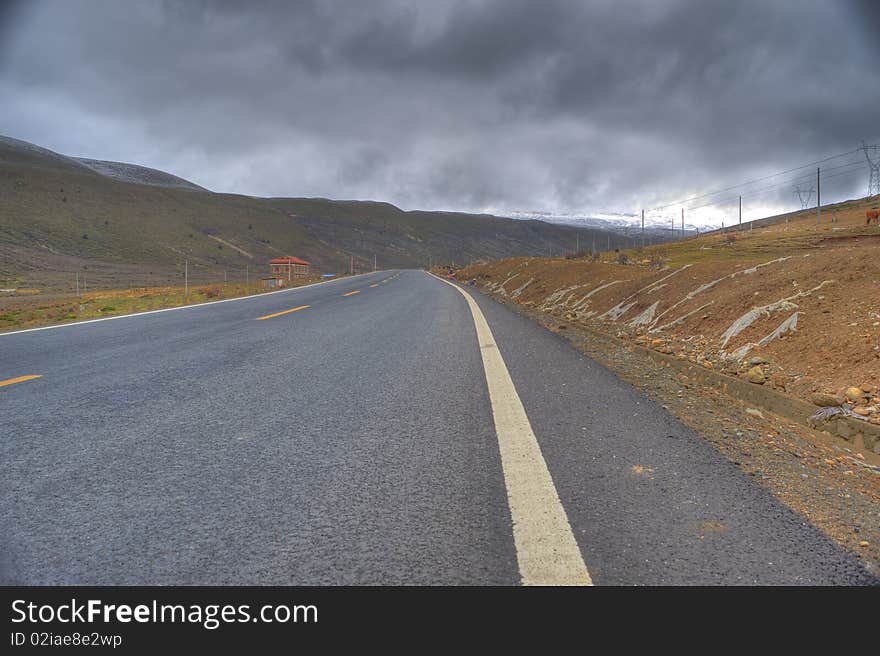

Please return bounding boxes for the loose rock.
[810,392,841,407]
[768,372,790,391]
[746,366,766,384]
[844,386,865,403]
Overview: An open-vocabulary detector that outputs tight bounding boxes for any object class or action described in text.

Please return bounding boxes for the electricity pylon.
[794,185,814,210]
[862,142,880,197]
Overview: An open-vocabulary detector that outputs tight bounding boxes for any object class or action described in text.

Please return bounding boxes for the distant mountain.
[504,209,708,239]
[0,135,627,291]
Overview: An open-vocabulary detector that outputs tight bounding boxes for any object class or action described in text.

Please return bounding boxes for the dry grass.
[617,195,880,268]
[0,276,322,332]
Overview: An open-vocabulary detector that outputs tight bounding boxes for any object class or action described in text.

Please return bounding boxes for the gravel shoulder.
[471,282,880,577]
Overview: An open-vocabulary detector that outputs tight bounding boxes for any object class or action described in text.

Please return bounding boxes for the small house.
[269,256,310,280]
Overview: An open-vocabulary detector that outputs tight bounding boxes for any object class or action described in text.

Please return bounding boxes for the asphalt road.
[0,270,875,585]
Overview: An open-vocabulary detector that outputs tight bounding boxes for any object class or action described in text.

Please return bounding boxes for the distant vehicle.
[321,273,337,278]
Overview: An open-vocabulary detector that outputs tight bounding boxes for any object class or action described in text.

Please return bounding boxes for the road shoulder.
[456,277,878,584]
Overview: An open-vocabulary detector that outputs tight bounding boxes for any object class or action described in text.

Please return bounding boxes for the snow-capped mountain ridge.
[502,209,713,235]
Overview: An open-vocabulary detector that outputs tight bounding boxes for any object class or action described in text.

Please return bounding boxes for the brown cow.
[867,209,880,226]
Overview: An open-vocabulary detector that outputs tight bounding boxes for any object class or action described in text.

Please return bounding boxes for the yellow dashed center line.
[370,284,379,288]
[255,305,310,321]
[0,374,42,388]
[342,290,361,297]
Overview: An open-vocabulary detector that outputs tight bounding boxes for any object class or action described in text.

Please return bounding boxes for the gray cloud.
[0,0,877,224]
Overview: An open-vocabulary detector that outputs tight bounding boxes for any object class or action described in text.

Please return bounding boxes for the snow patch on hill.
[1,135,206,191]
[0,135,91,170]
[74,158,206,191]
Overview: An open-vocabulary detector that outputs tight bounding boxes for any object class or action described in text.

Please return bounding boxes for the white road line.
[0,272,386,337]
[427,272,592,586]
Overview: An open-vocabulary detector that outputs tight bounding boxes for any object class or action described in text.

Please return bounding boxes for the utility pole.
[817,167,821,225]
[184,259,188,301]
[350,255,353,275]
[224,270,227,283]
[576,234,579,254]
[75,272,79,297]
[607,234,610,251]
[373,254,377,271]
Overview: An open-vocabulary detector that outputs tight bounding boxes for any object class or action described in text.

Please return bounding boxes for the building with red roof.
[263,256,311,288]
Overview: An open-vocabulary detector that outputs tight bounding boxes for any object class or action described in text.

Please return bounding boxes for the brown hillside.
[458,195,880,415]
[0,135,616,295]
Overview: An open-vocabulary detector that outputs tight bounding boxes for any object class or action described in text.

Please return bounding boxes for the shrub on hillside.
[649,250,666,268]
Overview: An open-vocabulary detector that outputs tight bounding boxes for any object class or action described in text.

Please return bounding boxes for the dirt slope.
[457,195,880,418]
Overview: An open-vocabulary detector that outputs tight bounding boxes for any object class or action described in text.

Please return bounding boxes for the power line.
[685,159,865,210]
[676,160,867,212]
[633,142,878,234]
[647,147,862,212]
[643,157,866,220]
[648,164,869,227]
[691,165,859,224]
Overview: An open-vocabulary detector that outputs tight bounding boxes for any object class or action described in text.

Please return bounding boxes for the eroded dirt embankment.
[457,248,880,424]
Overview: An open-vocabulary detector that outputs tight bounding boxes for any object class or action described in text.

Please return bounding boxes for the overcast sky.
[1,0,878,224]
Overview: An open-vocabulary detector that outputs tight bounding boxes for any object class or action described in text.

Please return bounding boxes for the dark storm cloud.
[0,0,877,223]
[850,0,880,44]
